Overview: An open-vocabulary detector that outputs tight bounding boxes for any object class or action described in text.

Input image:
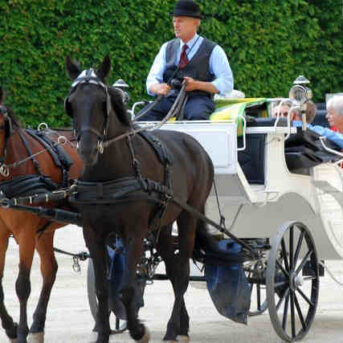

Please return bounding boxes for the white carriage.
[159,93,343,342]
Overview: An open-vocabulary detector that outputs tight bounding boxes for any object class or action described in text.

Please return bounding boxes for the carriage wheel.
[266,221,319,342]
[247,261,268,316]
[87,259,127,333]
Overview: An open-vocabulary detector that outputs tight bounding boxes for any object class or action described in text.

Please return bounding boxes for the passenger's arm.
[308,124,343,149]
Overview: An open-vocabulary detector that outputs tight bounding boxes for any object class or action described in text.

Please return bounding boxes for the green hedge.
[0,0,342,127]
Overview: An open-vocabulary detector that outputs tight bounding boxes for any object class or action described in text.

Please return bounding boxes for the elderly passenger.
[272,100,316,123]
[272,99,343,149]
[326,95,343,132]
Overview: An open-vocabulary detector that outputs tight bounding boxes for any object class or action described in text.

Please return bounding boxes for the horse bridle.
[65,69,113,154]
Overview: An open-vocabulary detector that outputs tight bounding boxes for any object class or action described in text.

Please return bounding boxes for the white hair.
[327,95,343,116]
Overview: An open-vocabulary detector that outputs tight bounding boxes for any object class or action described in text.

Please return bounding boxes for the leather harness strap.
[70,132,173,232]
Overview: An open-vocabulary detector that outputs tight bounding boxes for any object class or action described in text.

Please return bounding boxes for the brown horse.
[0,87,82,343]
[65,56,214,343]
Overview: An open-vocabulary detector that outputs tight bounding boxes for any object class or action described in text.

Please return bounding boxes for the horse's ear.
[97,55,111,81]
[66,56,81,80]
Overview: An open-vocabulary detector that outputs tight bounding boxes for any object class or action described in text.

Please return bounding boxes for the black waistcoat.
[163,37,216,97]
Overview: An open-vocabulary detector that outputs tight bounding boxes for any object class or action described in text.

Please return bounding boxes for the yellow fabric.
[167,98,268,135]
[210,98,267,136]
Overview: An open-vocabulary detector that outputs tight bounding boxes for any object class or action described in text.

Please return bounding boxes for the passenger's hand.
[184,77,198,92]
[150,83,171,95]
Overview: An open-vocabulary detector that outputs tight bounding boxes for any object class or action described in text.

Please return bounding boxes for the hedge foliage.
[0,0,342,127]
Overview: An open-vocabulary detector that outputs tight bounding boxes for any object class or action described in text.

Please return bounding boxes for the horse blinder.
[4,117,13,139]
[64,96,73,117]
[0,106,13,139]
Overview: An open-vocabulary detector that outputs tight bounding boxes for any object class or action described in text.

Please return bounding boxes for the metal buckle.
[0,164,9,177]
[97,140,104,154]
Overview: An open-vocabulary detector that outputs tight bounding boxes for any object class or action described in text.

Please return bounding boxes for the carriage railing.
[319,136,343,166]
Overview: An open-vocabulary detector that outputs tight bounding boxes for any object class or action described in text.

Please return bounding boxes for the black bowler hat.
[170,0,202,19]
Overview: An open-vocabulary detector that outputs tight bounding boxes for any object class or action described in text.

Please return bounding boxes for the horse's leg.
[15,233,35,343]
[120,233,149,342]
[161,213,197,342]
[83,226,110,343]
[0,230,18,341]
[155,226,184,342]
[28,230,58,343]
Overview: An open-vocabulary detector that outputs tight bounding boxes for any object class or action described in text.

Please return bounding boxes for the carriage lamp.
[112,79,130,104]
[289,75,313,130]
[288,75,313,104]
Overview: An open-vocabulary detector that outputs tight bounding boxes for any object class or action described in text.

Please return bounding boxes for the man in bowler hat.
[138,0,233,121]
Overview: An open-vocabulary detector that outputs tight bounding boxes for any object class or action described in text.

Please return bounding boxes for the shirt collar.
[180,33,199,50]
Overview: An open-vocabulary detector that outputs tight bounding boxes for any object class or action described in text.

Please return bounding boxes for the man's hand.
[184,77,219,94]
[149,83,171,95]
[183,77,198,92]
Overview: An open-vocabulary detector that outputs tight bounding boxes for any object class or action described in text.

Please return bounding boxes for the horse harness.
[0,107,73,199]
[69,130,173,232]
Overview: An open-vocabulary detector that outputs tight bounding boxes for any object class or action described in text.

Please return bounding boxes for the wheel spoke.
[257,284,261,309]
[296,287,314,307]
[294,292,306,331]
[276,259,289,278]
[303,276,317,281]
[289,226,294,270]
[282,292,290,330]
[281,238,290,272]
[290,291,296,338]
[295,249,313,276]
[293,230,305,267]
[276,288,290,311]
[274,280,288,288]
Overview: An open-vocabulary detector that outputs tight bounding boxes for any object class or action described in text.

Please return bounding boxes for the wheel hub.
[289,271,304,291]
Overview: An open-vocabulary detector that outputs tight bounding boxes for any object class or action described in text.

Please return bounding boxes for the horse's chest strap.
[0,174,58,199]
[69,177,172,205]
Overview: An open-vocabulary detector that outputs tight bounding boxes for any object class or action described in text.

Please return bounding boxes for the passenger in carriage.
[326,95,343,133]
[272,100,343,149]
[138,0,233,121]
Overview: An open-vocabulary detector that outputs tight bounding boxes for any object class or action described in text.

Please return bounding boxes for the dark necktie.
[178,44,189,69]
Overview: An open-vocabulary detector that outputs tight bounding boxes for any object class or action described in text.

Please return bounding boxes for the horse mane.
[108,87,132,128]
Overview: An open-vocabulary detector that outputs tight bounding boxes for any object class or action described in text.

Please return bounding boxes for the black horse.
[65,55,214,343]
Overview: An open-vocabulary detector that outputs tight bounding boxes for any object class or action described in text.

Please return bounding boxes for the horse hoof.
[9,339,18,343]
[137,327,150,343]
[177,336,190,342]
[27,332,44,343]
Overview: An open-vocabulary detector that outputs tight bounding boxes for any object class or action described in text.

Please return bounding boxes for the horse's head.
[65,55,130,166]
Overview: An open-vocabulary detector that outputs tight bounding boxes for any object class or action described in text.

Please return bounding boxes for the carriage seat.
[210,99,340,181]
[285,128,342,173]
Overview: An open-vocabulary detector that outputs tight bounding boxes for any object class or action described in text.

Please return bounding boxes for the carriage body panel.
[162,120,343,260]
